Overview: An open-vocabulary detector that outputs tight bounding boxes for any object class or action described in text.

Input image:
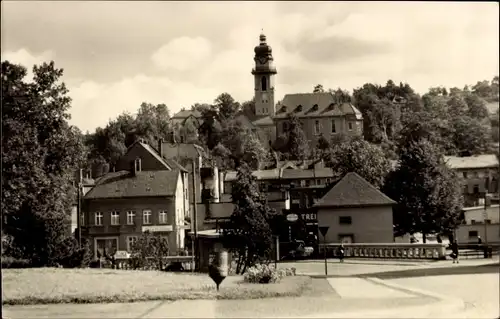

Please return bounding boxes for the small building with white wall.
[456,204,500,244]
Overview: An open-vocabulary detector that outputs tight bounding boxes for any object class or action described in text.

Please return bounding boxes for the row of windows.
[282,120,355,135]
[314,120,354,135]
[93,210,168,226]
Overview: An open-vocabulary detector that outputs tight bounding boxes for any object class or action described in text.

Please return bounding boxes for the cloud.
[2,2,498,133]
[2,49,54,81]
[151,37,212,71]
[297,36,391,64]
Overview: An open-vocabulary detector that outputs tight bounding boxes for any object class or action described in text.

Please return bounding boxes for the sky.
[2,1,499,133]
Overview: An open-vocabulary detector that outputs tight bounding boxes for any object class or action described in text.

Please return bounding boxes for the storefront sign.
[301,213,317,221]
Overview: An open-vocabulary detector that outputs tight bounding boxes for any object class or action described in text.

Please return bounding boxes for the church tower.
[252,32,277,118]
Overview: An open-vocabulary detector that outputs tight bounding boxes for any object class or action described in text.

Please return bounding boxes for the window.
[463,172,468,178]
[339,216,352,225]
[331,120,336,133]
[471,219,476,224]
[314,120,320,135]
[126,211,136,225]
[134,158,142,172]
[110,211,120,225]
[261,76,267,91]
[468,230,478,238]
[473,185,479,194]
[159,210,168,224]
[95,212,103,226]
[143,210,152,224]
[473,171,479,178]
[348,122,353,131]
[127,236,138,252]
[283,122,289,132]
[485,219,492,224]
[80,213,85,226]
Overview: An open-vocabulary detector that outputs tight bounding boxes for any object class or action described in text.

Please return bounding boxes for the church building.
[171,32,364,149]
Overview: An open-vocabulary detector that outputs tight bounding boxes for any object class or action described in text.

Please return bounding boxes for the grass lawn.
[2,268,312,305]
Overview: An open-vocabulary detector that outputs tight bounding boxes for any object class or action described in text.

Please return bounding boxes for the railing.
[106,256,195,271]
[319,243,448,260]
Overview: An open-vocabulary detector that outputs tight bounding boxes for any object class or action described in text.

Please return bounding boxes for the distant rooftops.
[444,154,498,170]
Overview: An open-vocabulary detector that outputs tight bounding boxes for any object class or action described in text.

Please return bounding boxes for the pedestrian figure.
[338,244,345,263]
[451,240,459,264]
[477,236,482,245]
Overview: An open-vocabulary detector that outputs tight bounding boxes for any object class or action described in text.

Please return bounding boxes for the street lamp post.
[191,160,199,271]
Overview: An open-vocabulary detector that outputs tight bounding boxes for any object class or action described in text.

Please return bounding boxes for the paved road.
[3,258,498,319]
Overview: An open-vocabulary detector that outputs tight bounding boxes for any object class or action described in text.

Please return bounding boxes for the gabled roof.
[444,154,498,170]
[161,143,207,160]
[85,170,180,199]
[273,92,363,119]
[171,110,202,119]
[314,172,396,208]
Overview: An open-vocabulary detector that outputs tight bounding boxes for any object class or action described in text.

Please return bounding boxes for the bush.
[243,264,296,284]
[1,256,31,269]
[57,238,93,268]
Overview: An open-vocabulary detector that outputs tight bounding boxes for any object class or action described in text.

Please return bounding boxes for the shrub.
[243,264,296,284]
[1,256,31,269]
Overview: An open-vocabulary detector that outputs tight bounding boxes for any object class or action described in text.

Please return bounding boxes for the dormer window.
[295,105,303,113]
[279,105,287,114]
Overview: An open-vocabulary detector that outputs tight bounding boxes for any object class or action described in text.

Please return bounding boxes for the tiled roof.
[224,167,334,181]
[161,143,207,160]
[281,168,334,179]
[444,154,498,170]
[224,169,281,182]
[172,110,202,119]
[314,172,396,208]
[252,116,274,126]
[273,93,362,119]
[84,170,180,199]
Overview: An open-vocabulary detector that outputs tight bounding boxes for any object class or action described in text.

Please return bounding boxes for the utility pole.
[77,169,83,248]
[191,160,198,271]
[484,193,490,245]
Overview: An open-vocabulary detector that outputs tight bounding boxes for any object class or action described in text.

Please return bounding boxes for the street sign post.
[318,226,329,276]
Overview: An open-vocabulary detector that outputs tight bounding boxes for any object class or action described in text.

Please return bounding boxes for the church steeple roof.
[254,31,272,57]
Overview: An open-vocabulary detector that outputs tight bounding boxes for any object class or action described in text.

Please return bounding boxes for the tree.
[464,93,489,120]
[214,119,268,170]
[325,137,391,189]
[2,60,86,266]
[222,164,277,274]
[129,231,169,270]
[383,139,463,241]
[313,84,325,93]
[316,134,331,159]
[491,109,499,142]
[451,115,492,155]
[283,114,310,162]
[214,93,240,121]
[352,81,414,143]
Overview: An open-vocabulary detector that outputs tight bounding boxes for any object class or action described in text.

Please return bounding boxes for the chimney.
[158,138,164,157]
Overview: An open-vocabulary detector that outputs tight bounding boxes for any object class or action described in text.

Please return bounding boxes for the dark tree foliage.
[222,164,278,274]
[383,139,463,240]
[2,60,87,266]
